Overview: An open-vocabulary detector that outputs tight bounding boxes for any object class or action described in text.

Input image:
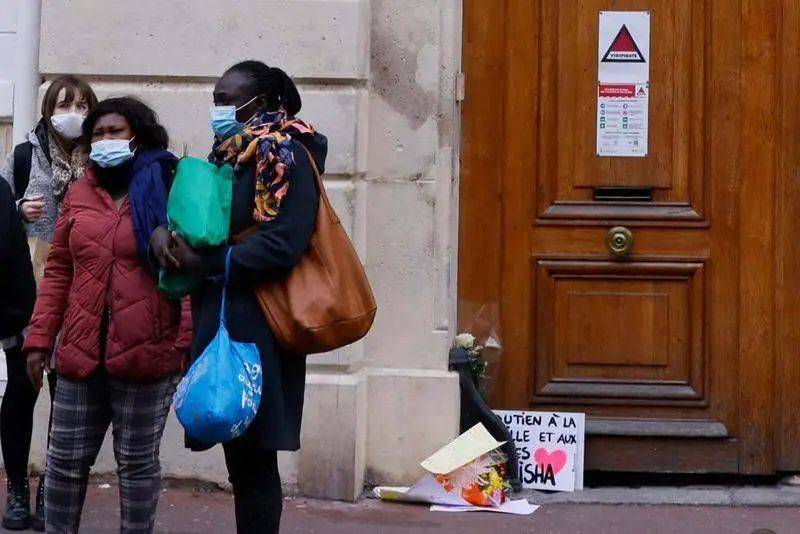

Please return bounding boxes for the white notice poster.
[597,11,650,158]
[598,11,650,84]
[597,83,649,157]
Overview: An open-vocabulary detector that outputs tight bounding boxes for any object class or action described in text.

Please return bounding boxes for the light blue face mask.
[209,96,259,139]
[90,137,136,168]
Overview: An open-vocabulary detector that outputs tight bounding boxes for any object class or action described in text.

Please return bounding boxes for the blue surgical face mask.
[210,96,259,139]
[90,137,136,168]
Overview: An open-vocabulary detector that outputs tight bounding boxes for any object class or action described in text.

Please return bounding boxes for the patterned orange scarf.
[211,110,315,222]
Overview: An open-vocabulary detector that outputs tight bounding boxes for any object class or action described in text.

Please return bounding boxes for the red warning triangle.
[637,86,646,96]
[601,25,646,63]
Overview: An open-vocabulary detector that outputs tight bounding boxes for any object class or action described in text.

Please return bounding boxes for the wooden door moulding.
[586,418,728,438]
[736,0,778,475]
[774,0,800,471]
[537,202,708,226]
[538,383,702,402]
[532,227,712,259]
[586,437,739,473]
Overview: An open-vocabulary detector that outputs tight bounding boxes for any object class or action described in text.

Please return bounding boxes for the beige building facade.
[1,0,463,501]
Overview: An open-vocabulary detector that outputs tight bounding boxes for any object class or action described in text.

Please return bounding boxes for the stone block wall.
[0,0,19,158]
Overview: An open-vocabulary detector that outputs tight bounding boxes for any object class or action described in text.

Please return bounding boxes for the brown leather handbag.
[239,144,377,355]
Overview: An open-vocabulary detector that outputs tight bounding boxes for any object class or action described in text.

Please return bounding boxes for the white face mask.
[50,113,86,140]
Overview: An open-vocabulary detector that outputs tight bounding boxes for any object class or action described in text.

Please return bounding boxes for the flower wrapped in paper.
[373,424,536,515]
[434,449,512,507]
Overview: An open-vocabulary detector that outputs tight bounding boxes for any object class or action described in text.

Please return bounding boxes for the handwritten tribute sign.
[494,411,585,492]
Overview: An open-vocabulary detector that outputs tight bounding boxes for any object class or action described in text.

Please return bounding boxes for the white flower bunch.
[454,333,477,350]
[454,332,489,397]
[455,332,484,360]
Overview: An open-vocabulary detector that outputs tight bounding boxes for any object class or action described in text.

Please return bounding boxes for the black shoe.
[1,479,32,531]
[31,477,44,532]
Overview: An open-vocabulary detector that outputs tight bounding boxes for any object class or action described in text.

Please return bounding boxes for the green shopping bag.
[158,158,234,299]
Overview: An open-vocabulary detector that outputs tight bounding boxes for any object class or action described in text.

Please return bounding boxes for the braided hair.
[224,60,302,116]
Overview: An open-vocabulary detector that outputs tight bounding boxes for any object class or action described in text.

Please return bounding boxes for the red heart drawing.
[534,448,568,475]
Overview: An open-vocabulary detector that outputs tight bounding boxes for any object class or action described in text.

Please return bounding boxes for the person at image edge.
[0,75,98,531]
[22,96,192,533]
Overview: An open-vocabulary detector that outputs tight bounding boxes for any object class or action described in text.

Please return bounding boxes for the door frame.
[458,0,800,474]
[774,0,800,472]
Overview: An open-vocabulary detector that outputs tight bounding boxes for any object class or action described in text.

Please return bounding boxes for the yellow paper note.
[421,423,506,475]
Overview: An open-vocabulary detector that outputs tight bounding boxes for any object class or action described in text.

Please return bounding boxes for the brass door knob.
[606,226,634,257]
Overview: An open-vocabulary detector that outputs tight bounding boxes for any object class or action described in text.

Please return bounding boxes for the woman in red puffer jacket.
[22,97,191,534]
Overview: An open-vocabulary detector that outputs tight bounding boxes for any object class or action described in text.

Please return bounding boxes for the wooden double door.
[460,0,800,473]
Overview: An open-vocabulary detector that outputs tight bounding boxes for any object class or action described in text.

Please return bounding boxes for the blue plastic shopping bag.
[174,249,262,444]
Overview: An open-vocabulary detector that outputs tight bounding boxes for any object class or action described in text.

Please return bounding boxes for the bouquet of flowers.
[435,449,512,507]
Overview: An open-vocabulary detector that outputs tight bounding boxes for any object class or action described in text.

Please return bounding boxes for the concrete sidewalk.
[11,481,795,534]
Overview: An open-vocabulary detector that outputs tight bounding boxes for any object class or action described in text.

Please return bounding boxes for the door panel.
[537,0,706,221]
[536,260,704,400]
[460,0,793,474]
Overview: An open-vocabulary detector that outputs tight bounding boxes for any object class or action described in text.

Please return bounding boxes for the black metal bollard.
[449,347,522,491]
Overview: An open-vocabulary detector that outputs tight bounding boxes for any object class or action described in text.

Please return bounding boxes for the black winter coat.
[187,134,326,451]
[0,179,35,341]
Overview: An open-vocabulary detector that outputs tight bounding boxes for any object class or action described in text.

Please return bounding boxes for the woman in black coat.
[0,180,37,513]
[0,179,36,349]
[162,60,326,534]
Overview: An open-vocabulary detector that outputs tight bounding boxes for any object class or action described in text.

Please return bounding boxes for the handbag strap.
[296,142,339,225]
[220,247,233,327]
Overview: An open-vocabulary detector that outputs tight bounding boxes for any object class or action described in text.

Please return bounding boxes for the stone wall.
[0,1,20,162]
[25,0,462,501]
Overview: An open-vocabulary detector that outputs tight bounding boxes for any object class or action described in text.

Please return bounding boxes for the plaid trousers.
[45,373,177,534]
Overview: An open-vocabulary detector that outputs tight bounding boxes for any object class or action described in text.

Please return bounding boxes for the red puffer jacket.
[24,169,191,380]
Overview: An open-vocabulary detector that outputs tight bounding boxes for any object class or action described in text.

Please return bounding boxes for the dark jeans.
[223,443,282,534]
[0,345,57,484]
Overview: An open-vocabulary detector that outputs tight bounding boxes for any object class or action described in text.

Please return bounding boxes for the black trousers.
[223,443,282,534]
[0,346,57,484]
